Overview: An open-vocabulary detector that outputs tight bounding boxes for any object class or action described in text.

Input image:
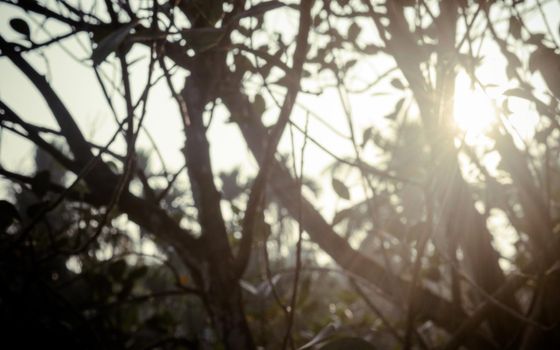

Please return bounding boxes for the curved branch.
[234,0,314,279]
[0,36,96,168]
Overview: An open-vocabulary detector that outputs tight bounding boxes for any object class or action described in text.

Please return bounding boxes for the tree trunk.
[181,51,255,349]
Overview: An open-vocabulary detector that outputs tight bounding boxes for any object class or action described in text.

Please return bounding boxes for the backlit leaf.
[230,1,285,24]
[182,27,225,53]
[31,170,51,198]
[92,21,137,66]
[9,18,30,39]
[253,94,266,116]
[391,78,405,89]
[0,200,20,231]
[347,23,360,41]
[509,16,522,40]
[503,88,531,100]
[332,178,350,200]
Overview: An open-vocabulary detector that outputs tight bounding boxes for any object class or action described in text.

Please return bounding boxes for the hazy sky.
[1,1,559,261]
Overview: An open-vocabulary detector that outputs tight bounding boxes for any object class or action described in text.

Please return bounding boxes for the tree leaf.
[423,265,441,281]
[332,207,353,226]
[361,44,380,55]
[504,51,522,69]
[396,0,416,7]
[253,94,266,116]
[31,170,51,198]
[391,78,405,89]
[298,323,336,350]
[230,1,285,24]
[91,21,137,66]
[503,88,531,100]
[26,201,49,218]
[182,28,225,53]
[332,178,350,200]
[108,260,127,279]
[234,53,254,73]
[347,23,361,41]
[319,337,376,350]
[394,97,405,112]
[0,200,21,231]
[385,98,404,120]
[193,0,223,25]
[272,73,293,87]
[526,33,545,45]
[240,280,259,295]
[220,169,243,200]
[509,16,522,40]
[9,18,31,39]
[128,266,148,281]
[501,99,512,115]
[361,127,373,147]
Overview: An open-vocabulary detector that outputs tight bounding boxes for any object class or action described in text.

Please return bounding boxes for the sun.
[453,74,497,138]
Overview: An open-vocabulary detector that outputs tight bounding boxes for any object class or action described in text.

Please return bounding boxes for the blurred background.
[1,0,559,349]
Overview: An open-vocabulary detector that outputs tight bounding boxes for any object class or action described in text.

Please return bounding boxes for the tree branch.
[234,0,314,279]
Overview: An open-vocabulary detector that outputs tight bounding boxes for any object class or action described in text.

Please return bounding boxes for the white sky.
[1,1,559,264]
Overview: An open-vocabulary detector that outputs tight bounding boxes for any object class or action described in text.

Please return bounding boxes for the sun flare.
[453,79,496,137]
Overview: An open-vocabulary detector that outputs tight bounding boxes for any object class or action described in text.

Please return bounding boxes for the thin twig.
[283,114,310,350]
[234,0,314,280]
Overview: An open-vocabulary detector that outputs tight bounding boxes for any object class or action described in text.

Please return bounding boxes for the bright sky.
[1,1,559,265]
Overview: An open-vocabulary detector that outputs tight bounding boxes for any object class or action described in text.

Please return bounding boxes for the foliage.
[1,0,560,349]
